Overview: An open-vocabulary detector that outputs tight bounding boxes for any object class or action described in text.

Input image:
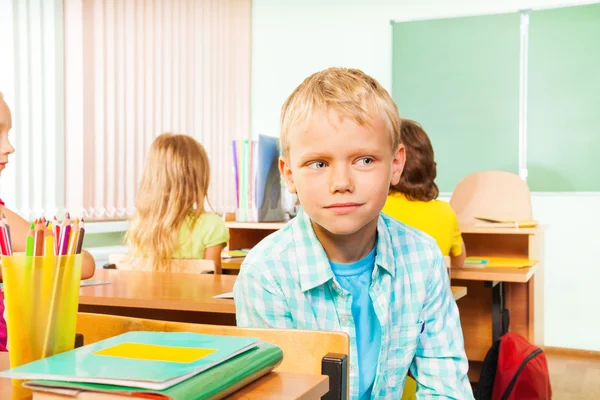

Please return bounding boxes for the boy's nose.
[329,165,354,193]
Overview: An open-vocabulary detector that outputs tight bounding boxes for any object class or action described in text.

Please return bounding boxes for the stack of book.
[0,331,283,399]
[232,135,285,222]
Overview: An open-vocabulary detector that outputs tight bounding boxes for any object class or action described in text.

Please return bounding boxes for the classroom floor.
[547,352,600,399]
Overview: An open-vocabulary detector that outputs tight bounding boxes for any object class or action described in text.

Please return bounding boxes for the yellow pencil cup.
[1,254,82,369]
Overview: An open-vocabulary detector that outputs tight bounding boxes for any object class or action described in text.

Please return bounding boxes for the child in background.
[234,68,471,399]
[0,92,96,351]
[126,133,229,272]
[382,119,466,268]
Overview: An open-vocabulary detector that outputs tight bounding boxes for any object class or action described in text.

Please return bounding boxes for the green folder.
[1,331,260,390]
[23,342,283,400]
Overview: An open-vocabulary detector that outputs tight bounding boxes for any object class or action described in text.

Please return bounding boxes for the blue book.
[0,331,259,390]
[465,257,489,266]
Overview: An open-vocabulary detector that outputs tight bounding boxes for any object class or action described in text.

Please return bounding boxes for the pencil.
[53,216,60,255]
[58,215,71,256]
[45,224,55,257]
[67,219,79,255]
[34,219,44,257]
[26,223,34,256]
[75,219,85,254]
[0,221,7,256]
[1,213,12,255]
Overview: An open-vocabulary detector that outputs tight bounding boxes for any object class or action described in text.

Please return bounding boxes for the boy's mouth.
[324,203,362,215]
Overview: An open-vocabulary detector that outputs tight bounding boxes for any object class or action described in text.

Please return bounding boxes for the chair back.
[76,312,350,397]
[450,171,532,225]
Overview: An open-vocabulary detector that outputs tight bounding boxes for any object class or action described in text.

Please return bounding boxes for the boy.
[233,68,472,399]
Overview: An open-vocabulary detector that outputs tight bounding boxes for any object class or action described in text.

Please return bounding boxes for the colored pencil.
[34,219,44,257]
[1,213,11,255]
[25,223,34,256]
[45,224,55,257]
[75,219,85,254]
[53,216,60,255]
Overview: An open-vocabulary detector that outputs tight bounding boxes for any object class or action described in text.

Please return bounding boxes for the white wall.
[253,0,600,351]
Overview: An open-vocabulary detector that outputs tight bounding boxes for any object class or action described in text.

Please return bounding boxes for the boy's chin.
[311,216,377,237]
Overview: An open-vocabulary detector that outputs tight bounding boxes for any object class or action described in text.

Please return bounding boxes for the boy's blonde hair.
[280,67,402,158]
[126,133,211,272]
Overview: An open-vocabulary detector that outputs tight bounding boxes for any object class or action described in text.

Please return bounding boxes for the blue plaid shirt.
[234,209,473,399]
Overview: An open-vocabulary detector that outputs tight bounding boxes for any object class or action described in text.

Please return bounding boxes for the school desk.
[451,225,544,382]
[221,221,285,274]
[0,352,330,400]
[221,255,244,273]
[79,270,467,325]
[78,269,237,325]
[225,221,286,252]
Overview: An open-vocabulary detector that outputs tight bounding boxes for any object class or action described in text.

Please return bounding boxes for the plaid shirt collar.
[292,208,398,292]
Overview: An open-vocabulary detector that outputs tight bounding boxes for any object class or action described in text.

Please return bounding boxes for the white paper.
[213,292,234,299]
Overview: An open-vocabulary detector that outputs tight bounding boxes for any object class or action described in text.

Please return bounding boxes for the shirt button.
[340,315,349,325]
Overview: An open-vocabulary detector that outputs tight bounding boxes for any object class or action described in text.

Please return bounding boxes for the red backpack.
[476,332,552,400]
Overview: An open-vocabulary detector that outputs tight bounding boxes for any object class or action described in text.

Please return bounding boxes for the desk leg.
[487,281,510,343]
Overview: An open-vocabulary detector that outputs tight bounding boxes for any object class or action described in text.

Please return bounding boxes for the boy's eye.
[307,161,327,169]
[356,157,374,166]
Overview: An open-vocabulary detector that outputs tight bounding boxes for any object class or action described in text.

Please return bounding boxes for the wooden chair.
[449,170,532,344]
[76,312,349,399]
[107,254,216,274]
[449,170,532,225]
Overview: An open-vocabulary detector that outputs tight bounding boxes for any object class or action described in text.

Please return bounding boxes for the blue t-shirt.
[329,246,381,400]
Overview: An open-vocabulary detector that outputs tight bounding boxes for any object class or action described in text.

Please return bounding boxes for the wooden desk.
[226,221,286,252]
[79,269,237,325]
[221,256,244,273]
[453,225,544,382]
[451,264,538,283]
[81,269,467,326]
[0,352,329,400]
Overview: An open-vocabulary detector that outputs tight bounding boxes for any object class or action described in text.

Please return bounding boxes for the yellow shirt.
[382,193,463,257]
[174,212,230,259]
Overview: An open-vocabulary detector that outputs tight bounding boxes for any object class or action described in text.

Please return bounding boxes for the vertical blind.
[0,0,251,220]
[0,0,64,221]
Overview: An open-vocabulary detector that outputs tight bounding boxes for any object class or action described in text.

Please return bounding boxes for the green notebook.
[22,342,283,400]
[0,331,259,390]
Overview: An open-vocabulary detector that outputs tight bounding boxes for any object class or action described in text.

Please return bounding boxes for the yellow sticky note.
[95,343,216,363]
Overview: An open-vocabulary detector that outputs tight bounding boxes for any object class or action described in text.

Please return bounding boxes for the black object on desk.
[322,352,348,400]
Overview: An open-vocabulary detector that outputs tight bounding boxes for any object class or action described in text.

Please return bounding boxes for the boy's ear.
[390,144,405,186]
[279,156,297,194]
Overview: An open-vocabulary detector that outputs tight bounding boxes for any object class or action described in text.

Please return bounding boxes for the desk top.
[80,269,236,314]
[0,353,329,400]
[451,264,538,283]
[225,221,288,230]
[226,222,545,235]
[460,225,544,235]
[85,269,467,307]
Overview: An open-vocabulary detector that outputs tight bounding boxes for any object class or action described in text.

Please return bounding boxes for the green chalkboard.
[527,4,600,191]
[392,13,521,192]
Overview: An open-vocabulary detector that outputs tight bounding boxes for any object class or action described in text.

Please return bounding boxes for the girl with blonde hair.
[127,133,229,272]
